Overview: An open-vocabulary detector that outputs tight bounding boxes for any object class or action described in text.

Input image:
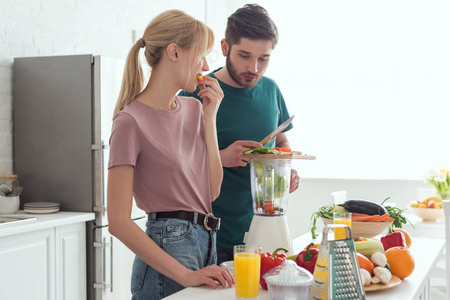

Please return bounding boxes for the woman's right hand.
[197,76,223,118]
[181,265,234,288]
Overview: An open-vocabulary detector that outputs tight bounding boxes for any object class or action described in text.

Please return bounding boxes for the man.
[179,4,300,264]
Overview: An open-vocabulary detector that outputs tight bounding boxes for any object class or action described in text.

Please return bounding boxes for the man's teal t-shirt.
[179,68,293,249]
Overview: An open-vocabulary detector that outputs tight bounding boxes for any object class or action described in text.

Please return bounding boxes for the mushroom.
[371,275,381,284]
[372,266,392,285]
[360,268,371,286]
[371,252,387,267]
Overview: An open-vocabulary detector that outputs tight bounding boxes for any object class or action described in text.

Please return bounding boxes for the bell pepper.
[260,247,288,290]
[296,242,319,275]
[273,147,292,152]
[380,231,406,251]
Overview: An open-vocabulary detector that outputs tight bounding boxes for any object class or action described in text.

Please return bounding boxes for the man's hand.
[220,140,262,168]
[289,169,300,193]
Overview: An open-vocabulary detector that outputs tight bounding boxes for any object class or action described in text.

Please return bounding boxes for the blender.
[244,157,294,254]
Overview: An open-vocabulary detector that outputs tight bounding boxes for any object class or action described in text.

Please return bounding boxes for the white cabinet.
[0,228,55,300]
[0,222,87,300]
[56,222,87,300]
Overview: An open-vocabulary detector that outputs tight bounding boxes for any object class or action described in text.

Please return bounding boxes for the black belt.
[148,211,220,231]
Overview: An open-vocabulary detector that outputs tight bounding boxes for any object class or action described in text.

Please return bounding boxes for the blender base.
[244,214,294,255]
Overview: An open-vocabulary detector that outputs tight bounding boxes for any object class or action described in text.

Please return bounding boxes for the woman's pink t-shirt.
[108,96,212,215]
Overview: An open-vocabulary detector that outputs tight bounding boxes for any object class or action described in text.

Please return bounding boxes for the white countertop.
[402,211,445,239]
[0,210,95,238]
[165,233,445,300]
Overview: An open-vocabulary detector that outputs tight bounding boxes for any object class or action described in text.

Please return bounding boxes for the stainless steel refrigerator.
[13,54,147,300]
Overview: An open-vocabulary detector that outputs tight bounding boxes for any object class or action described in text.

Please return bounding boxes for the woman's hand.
[197,76,223,117]
[181,265,234,288]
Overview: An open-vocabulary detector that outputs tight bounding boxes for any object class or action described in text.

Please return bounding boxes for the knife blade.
[260,115,295,146]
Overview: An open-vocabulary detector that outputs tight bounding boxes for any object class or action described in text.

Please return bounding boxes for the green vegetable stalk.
[310,203,336,239]
[380,197,414,233]
[253,161,288,199]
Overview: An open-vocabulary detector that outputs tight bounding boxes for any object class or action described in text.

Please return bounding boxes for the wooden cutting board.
[240,151,316,160]
[364,275,401,292]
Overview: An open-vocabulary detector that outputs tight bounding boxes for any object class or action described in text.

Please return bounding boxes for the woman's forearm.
[204,116,223,201]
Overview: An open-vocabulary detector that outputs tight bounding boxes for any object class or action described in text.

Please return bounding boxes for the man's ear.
[167,43,178,61]
[220,39,229,57]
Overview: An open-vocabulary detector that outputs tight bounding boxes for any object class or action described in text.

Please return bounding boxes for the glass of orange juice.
[234,245,261,299]
[333,211,352,240]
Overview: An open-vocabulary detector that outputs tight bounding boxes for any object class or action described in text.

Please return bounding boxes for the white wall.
[0,0,433,239]
[252,0,450,181]
[0,0,246,175]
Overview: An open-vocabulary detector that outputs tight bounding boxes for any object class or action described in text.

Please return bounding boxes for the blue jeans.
[131,218,217,300]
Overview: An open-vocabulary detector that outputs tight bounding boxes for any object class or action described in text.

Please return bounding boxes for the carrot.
[197,75,206,89]
[365,215,382,222]
[376,213,391,222]
[351,212,372,218]
[382,217,395,222]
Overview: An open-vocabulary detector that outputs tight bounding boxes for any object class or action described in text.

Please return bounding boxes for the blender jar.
[250,158,291,216]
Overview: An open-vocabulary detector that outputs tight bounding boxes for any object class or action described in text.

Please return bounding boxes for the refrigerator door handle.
[92,144,109,150]
[111,236,114,292]
[93,236,113,292]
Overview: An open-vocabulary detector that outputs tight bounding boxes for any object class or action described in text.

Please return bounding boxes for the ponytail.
[113,43,145,118]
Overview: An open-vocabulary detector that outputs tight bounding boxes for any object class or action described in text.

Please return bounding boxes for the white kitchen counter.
[0,210,95,238]
[165,234,445,300]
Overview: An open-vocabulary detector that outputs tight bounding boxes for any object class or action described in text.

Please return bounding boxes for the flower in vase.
[425,166,450,199]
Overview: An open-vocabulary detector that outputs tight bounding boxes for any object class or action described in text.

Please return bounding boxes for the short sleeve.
[275,85,293,133]
[108,112,140,169]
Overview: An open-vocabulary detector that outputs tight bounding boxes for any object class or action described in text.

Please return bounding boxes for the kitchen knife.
[260,115,295,146]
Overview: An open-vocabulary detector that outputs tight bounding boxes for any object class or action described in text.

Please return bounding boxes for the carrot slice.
[365,215,382,222]
[376,213,391,222]
[351,212,370,217]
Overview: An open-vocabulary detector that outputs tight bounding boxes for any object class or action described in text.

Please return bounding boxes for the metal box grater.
[309,224,366,300]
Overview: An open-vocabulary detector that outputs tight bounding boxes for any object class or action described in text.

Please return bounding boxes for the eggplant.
[343,199,388,215]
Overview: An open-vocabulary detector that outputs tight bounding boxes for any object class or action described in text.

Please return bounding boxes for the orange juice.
[334,217,351,239]
[234,253,260,298]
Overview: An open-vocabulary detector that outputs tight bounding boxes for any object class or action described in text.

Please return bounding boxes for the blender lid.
[263,260,313,286]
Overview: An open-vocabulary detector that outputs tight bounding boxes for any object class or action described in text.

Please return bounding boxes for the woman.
[107,10,233,300]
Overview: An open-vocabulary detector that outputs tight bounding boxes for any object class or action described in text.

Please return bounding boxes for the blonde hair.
[113,9,214,117]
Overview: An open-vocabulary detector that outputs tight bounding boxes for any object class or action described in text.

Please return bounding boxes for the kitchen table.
[165,233,444,300]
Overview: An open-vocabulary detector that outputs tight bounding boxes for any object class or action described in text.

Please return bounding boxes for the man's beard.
[226,55,260,88]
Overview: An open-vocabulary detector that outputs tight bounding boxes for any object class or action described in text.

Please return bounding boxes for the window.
[256,0,450,180]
